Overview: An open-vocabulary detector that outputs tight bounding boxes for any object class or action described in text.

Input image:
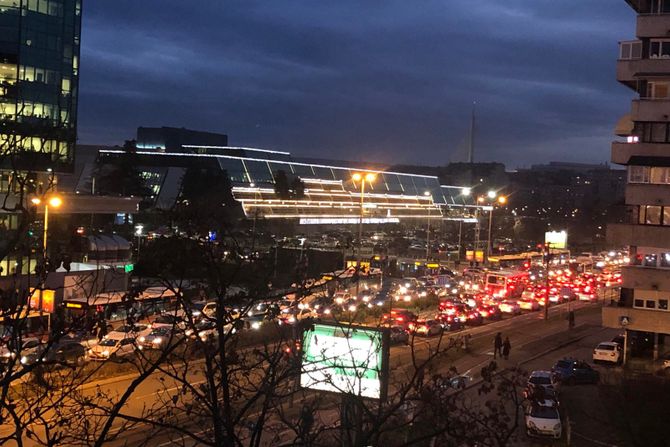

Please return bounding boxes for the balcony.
[631,98,670,122]
[636,14,670,38]
[602,305,670,333]
[617,58,670,84]
[621,265,670,289]
[611,140,670,164]
[625,183,670,206]
[607,223,670,248]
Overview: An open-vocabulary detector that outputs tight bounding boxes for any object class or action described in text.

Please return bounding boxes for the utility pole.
[543,243,551,321]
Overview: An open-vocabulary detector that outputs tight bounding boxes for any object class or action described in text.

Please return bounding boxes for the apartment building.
[605,0,670,363]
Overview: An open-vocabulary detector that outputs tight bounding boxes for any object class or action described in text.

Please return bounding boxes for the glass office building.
[0,0,81,170]
[98,146,478,224]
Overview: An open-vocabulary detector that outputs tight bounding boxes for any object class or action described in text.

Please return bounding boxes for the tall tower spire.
[468,101,476,164]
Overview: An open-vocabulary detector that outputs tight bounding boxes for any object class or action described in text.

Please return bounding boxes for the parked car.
[527,370,560,393]
[592,341,622,364]
[389,326,409,345]
[525,404,562,439]
[88,336,136,361]
[21,341,86,368]
[552,359,599,385]
[662,352,670,370]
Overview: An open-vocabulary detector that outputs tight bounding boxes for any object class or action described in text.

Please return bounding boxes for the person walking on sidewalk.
[493,332,503,359]
[502,337,511,360]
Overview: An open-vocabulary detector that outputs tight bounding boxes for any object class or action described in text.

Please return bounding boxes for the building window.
[650,39,670,58]
[647,81,670,99]
[650,0,670,13]
[646,300,656,309]
[634,299,644,308]
[660,299,669,310]
[643,254,658,267]
[662,253,670,267]
[629,166,650,183]
[620,41,642,60]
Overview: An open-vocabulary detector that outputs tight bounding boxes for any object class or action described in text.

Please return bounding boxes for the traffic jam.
[373,251,624,342]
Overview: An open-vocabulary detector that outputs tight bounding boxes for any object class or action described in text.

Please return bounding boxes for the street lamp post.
[424,191,431,261]
[352,172,376,299]
[31,196,62,257]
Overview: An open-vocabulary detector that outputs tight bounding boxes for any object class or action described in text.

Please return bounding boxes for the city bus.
[484,270,529,299]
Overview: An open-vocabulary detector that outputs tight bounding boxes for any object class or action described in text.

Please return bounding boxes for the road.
[1,299,610,446]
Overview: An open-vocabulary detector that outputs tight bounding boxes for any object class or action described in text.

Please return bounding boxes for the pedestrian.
[493,332,503,359]
[502,337,511,360]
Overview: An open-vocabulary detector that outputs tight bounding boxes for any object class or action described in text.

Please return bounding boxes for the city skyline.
[79,1,633,168]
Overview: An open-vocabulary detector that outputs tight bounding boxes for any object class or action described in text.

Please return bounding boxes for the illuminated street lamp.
[352,172,376,298]
[31,195,62,254]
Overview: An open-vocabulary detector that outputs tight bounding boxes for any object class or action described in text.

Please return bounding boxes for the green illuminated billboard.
[300,323,389,400]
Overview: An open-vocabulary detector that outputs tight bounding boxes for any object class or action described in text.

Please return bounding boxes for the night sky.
[78,1,634,168]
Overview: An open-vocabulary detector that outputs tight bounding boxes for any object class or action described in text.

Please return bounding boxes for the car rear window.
[529,376,551,385]
[555,360,571,369]
[597,344,615,351]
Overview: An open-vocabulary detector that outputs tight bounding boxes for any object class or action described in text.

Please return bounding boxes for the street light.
[424,191,432,261]
[482,193,508,261]
[31,195,62,255]
[352,172,376,298]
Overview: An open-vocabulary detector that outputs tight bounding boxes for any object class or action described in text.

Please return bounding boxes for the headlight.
[2,352,13,358]
[138,336,146,343]
[288,316,296,323]
[251,322,261,330]
[20,356,28,364]
[102,350,110,357]
[324,308,331,314]
[185,329,194,337]
[553,423,561,431]
[348,305,356,312]
[153,337,163,345]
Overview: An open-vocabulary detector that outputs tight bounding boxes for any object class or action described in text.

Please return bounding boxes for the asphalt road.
[1,299,608,447]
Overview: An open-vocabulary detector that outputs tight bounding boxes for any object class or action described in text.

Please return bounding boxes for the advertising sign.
[300,323,389,400]
[545,230,568,249]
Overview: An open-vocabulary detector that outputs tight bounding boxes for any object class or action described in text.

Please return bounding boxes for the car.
[498,300,521,315]
[576,285,597,302]
[21,340,86,368]
[524,384,560,408]
[518,298,540,311]
[382,309,417,328]
[552,359,599,385]
[525,404,562,439]
[527,370,560,393]
[88,336,136,361]
[0,337,41,363]
[477,304,502,320]
[151,314,186,330]
[106,324,152,341]
[137,327,183,350]
[409,319,443,336]
[436,374,471,391]
[389,326,409,345]
[593,341,622,364]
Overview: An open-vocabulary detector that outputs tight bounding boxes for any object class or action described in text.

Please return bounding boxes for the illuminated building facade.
[94,141,477,224]
[0,0,81,169]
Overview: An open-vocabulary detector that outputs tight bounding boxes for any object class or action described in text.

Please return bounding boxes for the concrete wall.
[602,305,670,333]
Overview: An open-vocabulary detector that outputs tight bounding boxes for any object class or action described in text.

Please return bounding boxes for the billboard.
[545,230,568,249]
[300,323,389,400]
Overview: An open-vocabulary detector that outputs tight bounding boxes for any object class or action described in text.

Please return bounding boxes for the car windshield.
[150,328,170,336]
[529,376,551,385]
[116,325,133,333]
[530,406,559,419]
[99,339,118,347]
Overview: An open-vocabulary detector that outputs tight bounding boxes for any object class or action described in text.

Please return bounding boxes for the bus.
[485,270,529,299]
[489,249,571,270]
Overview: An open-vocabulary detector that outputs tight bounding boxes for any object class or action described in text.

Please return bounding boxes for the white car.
[498,300,521,315]
[593,341,621,364]
[527,370,560,393]
[0,337,41,363]
[525,404,562,439]
[88,335,136,361]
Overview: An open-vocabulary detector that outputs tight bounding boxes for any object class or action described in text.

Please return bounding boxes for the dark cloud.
[77,0,634,167]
